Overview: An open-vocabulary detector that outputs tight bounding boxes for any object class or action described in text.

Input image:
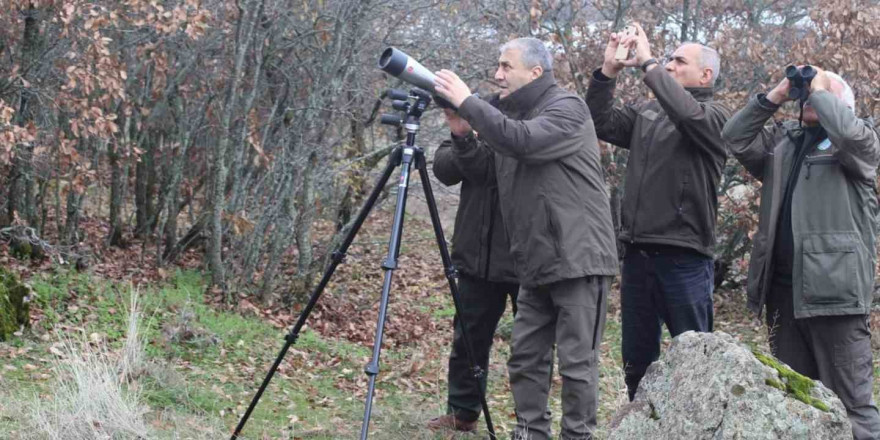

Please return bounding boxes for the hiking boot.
[426,414,478,432]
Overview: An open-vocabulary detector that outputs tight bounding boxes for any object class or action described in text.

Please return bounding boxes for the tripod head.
[380,88,433,133]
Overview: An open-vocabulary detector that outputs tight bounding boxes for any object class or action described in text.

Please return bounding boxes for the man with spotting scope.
[434,37,618,440]
[723,67,880,440]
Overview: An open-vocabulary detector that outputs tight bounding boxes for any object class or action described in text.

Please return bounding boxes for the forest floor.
[0,203,877,439]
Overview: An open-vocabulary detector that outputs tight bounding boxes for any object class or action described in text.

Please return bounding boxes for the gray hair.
[679,43,721,86]
[699,46,721,85]
[500,37,553,71]
[824,71,856,108]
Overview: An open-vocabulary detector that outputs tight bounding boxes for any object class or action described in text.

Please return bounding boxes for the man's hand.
[434,70,472,108]
[767,77,792,105]
[601,32,627,78]
[619,23,653,68]
[810,68,831,92]
[444,108,473,137]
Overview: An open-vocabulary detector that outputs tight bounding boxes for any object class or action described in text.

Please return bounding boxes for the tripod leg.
[414,151,498,440]
[231,148,402,440]
[359,147,415,440]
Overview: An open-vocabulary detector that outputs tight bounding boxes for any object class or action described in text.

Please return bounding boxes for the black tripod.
[231,88,498,440]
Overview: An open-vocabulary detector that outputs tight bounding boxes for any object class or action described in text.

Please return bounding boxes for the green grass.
[1,266,876,439]
[1,268,482,439]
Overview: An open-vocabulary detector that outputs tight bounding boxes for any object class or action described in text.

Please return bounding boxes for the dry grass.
[22,290,150,440]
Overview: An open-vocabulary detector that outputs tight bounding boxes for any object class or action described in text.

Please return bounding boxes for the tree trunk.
[107,117,128,247]
[681,0,691,42]
[9,3,41,228]
[208,0,264,290]
[135,135,149,237]
[292,151,318,304]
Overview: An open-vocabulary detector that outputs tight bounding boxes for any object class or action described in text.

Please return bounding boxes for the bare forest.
[1,0,879,301]
[1,0,879,438]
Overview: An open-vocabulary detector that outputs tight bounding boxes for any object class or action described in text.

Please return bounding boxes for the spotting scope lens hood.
[378,48,409,77]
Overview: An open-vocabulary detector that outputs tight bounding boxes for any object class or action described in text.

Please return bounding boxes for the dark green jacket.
[723,91,880,318]
[457,72,619,288]
[586,67,731,257]
[432,98,518,283]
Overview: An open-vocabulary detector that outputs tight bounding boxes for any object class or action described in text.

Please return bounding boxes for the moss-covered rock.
[10,236,32,260]
[608,331,850,440]
[0,268,31,340]
[754,350,829,412]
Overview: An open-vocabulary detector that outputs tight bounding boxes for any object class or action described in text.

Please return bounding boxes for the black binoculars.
[785,65,817,101]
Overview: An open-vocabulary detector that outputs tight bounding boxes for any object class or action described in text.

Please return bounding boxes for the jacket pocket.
[545,200,562,258]
[801,233,860,306]
[676,170,691,233]
[804,155,839,180]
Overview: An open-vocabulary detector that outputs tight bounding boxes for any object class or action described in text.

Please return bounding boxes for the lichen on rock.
[608,331,850,440]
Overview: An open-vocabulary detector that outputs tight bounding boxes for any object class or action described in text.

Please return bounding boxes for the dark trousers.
[508,276,609,440]
[767,281,880,440]
[447,274,518,421]
[621,246,714,401]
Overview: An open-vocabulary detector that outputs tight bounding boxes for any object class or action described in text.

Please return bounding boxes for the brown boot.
[426,414,478,432]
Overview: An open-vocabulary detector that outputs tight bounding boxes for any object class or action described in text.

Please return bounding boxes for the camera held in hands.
[615,25,638,61]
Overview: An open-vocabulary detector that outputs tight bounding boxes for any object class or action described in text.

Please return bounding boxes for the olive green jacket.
[723,91,880,318]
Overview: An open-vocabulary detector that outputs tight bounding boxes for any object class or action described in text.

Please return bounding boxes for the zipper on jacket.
[804,156,837,180]
[484,188,497,280]
[677,172,690,217]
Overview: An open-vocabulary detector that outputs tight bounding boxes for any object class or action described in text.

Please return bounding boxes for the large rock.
[608,331,851,440]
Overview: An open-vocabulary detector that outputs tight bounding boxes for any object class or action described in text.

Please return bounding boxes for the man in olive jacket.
[723,68,880,439]
[427,106,519,432]
[435,37,618,439]
[585,24,731,401]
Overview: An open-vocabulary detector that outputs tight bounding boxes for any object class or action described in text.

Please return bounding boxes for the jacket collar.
[685,86,714,102]
[498,71,556,115]
[783,121,827,143]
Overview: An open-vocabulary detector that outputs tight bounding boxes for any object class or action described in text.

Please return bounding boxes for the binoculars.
[785,65,817,101]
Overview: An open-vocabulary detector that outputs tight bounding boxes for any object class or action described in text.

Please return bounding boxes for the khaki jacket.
[723,91,880,318]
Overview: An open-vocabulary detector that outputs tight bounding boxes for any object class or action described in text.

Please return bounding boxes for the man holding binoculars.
[723,66,880,440]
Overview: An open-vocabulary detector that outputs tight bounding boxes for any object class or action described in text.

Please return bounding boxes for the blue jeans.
[620,245,714,401]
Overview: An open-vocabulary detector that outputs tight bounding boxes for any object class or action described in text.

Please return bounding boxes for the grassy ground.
[0,215,877,439]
